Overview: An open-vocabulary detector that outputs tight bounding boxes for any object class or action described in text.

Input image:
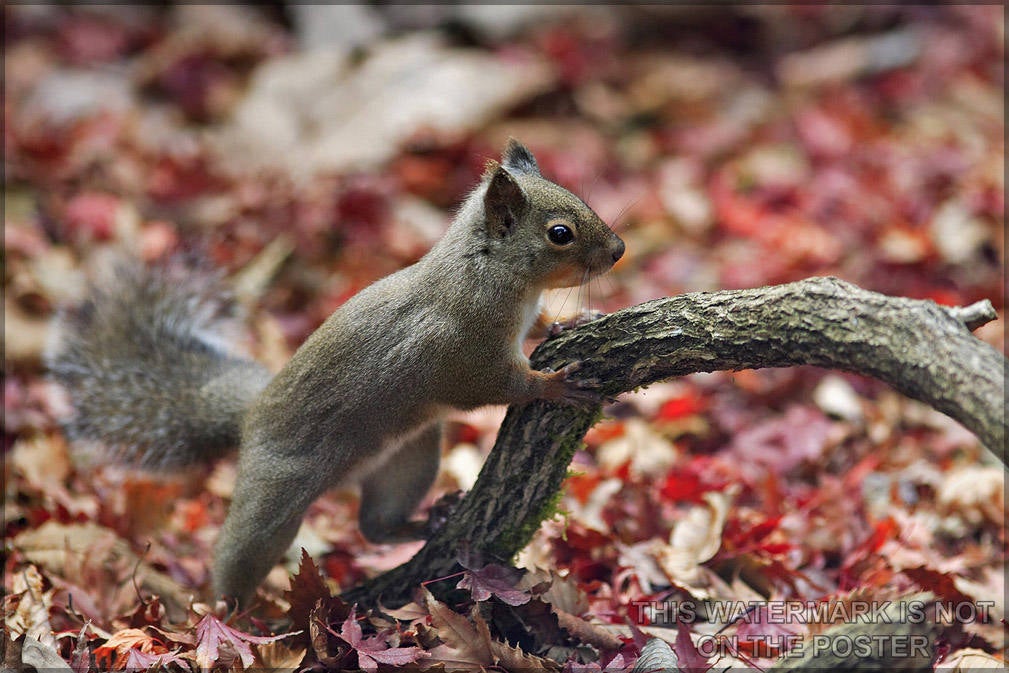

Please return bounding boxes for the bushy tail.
[45,257,272,471]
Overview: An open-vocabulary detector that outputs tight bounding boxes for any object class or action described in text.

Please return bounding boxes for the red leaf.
[195,613,298,669]
[660,472,709,503]
[456,563,531,606]
[673,620,711,673]
[124,647,188,672]
[566,473,602,505]
[63,192,120,241]
[901,566,975,606]
[657,392,707,420]
[659,460,725,504]
[332,606,428,672]
[925,288,963,307]
[865,517,897,553]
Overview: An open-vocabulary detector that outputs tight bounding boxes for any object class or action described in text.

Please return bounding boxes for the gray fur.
[46,259,271,471]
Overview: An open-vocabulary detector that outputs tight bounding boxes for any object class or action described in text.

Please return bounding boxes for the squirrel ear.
[484,166,527,238]
[501,138,541,176]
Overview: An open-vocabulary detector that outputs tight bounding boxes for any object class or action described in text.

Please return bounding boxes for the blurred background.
[3,3,1006,643]
[5,4,1003,347]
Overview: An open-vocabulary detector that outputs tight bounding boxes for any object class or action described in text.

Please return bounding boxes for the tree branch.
[344,277,1004,607]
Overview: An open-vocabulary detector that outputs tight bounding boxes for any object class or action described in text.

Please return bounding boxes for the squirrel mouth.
[544,260,615,289]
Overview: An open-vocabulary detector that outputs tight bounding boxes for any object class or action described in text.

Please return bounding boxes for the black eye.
[547,224,574,245]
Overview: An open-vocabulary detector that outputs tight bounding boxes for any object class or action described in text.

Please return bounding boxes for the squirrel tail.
[45,257,272,471]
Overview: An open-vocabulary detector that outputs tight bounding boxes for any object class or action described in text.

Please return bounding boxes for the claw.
[548,310,607,337]
[560,360,583,375]
[540,360,604,405]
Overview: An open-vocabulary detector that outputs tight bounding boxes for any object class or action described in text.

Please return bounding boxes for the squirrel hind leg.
[212,459,332,606]
[358,423,442,544]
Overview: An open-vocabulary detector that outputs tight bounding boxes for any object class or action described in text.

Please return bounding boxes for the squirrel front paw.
[424,490,463,537]
[539,361,604,405]
[548,309,607,337]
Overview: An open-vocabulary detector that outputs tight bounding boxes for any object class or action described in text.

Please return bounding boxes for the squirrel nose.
[610,237,625,263]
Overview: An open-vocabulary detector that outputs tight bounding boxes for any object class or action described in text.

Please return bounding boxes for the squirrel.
[46,139,625,606]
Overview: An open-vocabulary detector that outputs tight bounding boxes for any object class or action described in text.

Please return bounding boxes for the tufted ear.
[484,165,528,238]
[501,138,541,176]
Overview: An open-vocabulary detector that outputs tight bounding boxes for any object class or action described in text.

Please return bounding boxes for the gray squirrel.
[46,140,625,606]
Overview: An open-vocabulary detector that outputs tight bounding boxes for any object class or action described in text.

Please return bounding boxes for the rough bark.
[344,277,1004,607]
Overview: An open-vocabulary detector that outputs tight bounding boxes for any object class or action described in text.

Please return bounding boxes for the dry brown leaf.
[5,565,56,648]
[12,521,192,614]
[528,569,589,616]
[253,638,307,670]
[552,608,623,652]
[19,637,73,673]
[10,434,72,486]
[93,628,166,669]
[934,648,1006,671]
[476,611,561,672]
[937,465,1004,525]
[421,587,561,671]
[596,417,678,478]
[9,434,99,519]
[657,487,736,592]
[3,297,51,362]
[379,600,428,623]
[422,588,491,670]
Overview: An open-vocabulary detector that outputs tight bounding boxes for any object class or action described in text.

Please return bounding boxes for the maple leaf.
[672,621,710,673]
[124,647,189,672]
[310,599,341,667]
[93,628,166,670]
[329,605,428,672]
[900,566,976,606]
[457,562,531,606]
[194,613,300,670]
[422,588,559,671]
[423,587,494,668]
[473,610,560,672]
[285,548,351,634]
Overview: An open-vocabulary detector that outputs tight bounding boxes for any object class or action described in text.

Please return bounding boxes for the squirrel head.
[478,139,625,289]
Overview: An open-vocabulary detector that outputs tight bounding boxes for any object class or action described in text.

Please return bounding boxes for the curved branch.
[345,277,1004,607]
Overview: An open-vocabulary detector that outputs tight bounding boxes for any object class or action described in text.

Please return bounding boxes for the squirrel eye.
[547,224,575,246]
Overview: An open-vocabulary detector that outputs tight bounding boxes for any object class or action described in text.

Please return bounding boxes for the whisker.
[610,197,640,233]
[554,284,577,326]
[599,272,616,299]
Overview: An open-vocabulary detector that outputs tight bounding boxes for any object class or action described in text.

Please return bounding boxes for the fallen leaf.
[194,613,298,669]
[93,628,166,670]
[672,621,710,673]
[423,587,492,669]
[457,562,531,606]
[657,488,736,590]
[632,637,677,673]
[5,565,56,648]
[255,640,307,670]
[284,548,350,634]
[329,606,428,672]
[934,647,1006,671]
